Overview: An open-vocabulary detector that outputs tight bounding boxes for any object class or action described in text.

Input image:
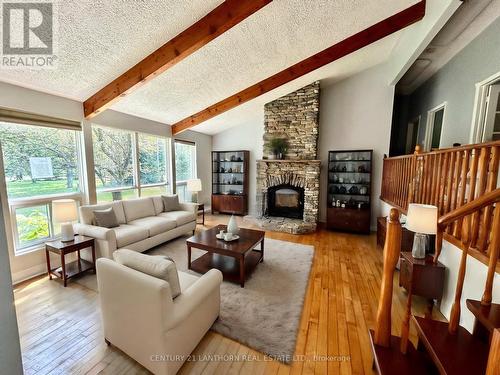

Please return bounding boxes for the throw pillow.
[162,194,181,212]
[93,208,119,228]
[113,249,181,298]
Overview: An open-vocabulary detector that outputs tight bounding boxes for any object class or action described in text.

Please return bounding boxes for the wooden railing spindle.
[481,204,500,306]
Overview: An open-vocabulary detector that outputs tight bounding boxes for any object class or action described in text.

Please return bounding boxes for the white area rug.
[76,234,314,361]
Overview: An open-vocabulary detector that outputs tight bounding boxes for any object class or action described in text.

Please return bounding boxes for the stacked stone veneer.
[263,81,320,160]
[255,160,320,234]
[253,82,321,234]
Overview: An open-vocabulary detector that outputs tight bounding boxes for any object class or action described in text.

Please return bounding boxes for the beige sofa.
[97,256,222,375]
[75,196,197,259]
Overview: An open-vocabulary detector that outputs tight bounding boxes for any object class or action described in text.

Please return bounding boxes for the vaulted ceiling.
[0,0,420,134]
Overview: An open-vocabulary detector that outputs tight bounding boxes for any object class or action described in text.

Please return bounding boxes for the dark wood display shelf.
[327,150,373,234]
[212,150,249,215]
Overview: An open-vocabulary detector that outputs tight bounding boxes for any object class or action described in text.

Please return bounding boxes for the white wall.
[319,64,395,227]
[0,199,23,374]
[212,114,264,215]
[439,241,500,332]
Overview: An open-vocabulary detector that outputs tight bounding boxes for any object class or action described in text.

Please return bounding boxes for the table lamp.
[406,203,438,259]
[187,179,202,203]
[52,199,78,242]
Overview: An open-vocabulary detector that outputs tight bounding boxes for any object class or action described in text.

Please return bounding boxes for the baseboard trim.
[12,264,46,285]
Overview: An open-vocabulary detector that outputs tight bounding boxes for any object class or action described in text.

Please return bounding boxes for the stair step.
[412,316,490,375]
[369,330,436,375]
[467,299,500,333]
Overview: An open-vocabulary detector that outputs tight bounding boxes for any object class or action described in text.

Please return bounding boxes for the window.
[174,140,196,201]
[425,104,445,151]
[92,126,171,202]
[0,122,83,253]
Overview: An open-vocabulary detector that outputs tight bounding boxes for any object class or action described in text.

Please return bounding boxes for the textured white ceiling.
[0,0,224,100]
[0,0,418,134]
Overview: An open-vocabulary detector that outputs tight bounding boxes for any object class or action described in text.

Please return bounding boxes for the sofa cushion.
[93,208,119,228]
[127,216,176,237]
[122,198,156,222]
[162,195,181,212]
[79,201,126,225]
[151,196,164,215]
[112,224,149,248]
[158,211,196,226]
[113,249,181,298]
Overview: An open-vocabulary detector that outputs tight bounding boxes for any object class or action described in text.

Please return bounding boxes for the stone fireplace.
[252,81,321,234]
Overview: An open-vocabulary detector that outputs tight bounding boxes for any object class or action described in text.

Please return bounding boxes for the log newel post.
[374,208,402,348]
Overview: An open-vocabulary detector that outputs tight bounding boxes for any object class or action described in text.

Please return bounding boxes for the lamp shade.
[187,179,202,192]
[52,199,78,223]
[406,203,437,234]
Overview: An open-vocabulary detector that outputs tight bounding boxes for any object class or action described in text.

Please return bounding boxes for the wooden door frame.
[424,102,447,151]
[470,70,500,143]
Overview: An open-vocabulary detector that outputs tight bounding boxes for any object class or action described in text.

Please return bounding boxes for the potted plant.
[268,138,289,160]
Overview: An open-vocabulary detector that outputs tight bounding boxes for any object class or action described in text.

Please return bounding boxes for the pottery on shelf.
[227,215,239,235]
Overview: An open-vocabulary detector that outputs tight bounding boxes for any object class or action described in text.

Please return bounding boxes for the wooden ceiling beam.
[172,1,426,135]
[83,0,272,118]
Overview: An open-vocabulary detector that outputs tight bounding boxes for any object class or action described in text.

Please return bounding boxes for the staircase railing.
[434,188,500,334]
[381,141,500,268]
[372,197,500,374]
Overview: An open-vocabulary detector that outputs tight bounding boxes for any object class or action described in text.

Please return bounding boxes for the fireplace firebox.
[267,184,304,219]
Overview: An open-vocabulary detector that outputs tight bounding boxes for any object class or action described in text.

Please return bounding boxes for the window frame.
[0,122,86,255]
[92,125,172,202]
[174,139,197,202]
[174,139,197,184]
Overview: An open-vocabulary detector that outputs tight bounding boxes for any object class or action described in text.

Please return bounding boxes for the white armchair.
[96,258,222,375]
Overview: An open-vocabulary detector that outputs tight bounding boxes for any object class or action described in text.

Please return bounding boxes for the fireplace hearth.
[267,184,304,219]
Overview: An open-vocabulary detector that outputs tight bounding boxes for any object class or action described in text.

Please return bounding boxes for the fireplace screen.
[267,184,304,219]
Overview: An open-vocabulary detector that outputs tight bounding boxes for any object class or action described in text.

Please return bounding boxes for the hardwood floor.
[13,214,444,374]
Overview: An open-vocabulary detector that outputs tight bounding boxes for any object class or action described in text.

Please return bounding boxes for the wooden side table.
[196,203,205,225]
[399,251,445,316]
[45,236,96,287]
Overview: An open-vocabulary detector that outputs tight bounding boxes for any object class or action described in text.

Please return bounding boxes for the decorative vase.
[227,215,239,235]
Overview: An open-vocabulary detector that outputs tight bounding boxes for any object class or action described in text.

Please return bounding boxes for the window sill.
[15,243,45,257]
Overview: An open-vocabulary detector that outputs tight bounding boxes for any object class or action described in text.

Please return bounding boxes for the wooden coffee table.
[186,224,264,287]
